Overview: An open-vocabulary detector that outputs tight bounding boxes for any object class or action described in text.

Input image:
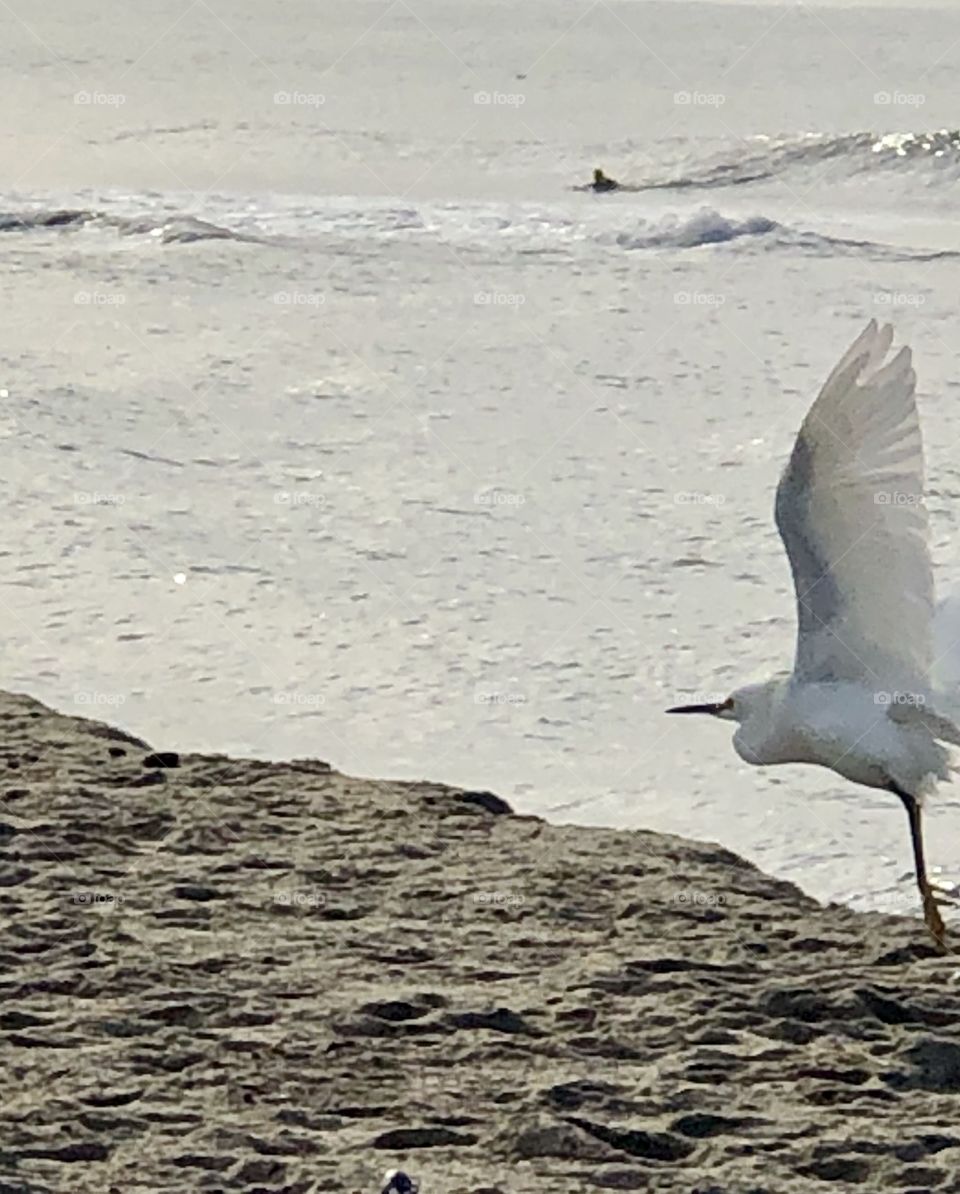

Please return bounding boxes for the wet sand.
[1,689,960,1193]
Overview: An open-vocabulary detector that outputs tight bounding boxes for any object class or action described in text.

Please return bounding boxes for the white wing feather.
[775,320,932,690]
[932,593,960,700]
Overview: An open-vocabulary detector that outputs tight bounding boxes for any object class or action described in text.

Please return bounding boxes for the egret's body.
[670,321,958,948]
[730,677,952,791]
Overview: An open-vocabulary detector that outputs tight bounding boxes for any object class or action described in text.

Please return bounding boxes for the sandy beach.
[2,689,959,1192]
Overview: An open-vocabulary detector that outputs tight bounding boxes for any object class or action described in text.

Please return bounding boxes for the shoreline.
[2,689,959,1192]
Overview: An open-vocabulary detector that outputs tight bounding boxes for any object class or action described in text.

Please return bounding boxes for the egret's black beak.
[666,702,725,715]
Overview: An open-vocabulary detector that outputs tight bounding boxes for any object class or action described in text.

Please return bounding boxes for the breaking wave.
[634,129,960,192]
[3,196,957,263]
[616,209,778,249]
[0,206,265,244]
[612,206,960,260]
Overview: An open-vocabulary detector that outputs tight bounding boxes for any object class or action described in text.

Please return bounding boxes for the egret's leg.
[891,784,947,950]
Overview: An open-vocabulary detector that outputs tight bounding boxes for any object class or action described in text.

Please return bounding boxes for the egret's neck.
[732,677,790,765]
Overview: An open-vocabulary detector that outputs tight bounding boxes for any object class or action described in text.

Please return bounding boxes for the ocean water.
[5,0,960,912]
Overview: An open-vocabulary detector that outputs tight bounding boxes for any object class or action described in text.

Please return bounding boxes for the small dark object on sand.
[382,1170,420,1194]
[143,751,180,769]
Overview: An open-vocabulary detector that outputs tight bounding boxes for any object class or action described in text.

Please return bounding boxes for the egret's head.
[666,682,772,723]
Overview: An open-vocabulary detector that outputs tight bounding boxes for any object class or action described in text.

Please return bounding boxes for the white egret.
[669,320,958,949]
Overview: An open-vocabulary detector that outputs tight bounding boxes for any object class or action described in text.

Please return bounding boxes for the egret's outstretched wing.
[933,593,960,694]
[775,320,932,689]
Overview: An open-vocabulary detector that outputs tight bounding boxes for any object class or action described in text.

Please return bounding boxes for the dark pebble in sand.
[143,751,180,768]
[588,1168,651,1190]
[82,1089,144,1108]
[895,1038,960,1092]
[457,789,513,815]
[448,1008,541,1036]
[0,1011,49,1030]
[15,1142,110,1163]
[372,1126,479,1149]
[171,1153,235,1171]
